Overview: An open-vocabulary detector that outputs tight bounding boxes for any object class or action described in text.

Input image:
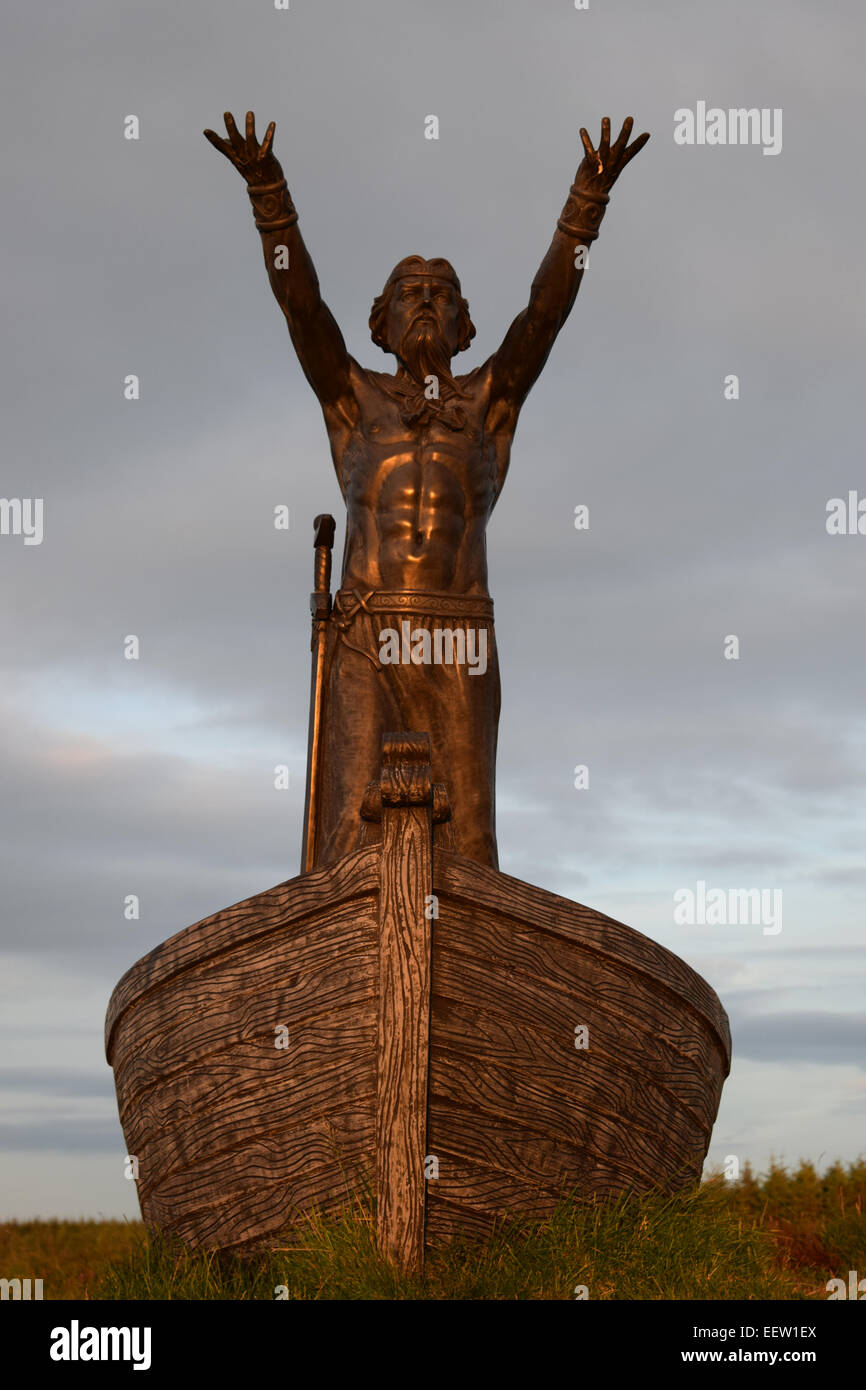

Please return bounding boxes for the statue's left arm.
[488,118,649,424]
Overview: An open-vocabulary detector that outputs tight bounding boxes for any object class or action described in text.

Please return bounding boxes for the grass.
[0,1219,143,1300]
[2,1158,864,1300]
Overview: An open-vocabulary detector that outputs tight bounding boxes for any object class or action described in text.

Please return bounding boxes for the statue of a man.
[205,111,648,871]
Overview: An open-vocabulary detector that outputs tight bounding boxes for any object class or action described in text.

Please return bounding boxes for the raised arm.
[204,111,355,424]
[489,117,649,418]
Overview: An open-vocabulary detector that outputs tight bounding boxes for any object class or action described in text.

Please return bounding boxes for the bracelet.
[557,184,609,242]
[247,178,298,232]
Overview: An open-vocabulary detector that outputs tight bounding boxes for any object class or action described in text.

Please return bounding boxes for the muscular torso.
[323,359,514,594]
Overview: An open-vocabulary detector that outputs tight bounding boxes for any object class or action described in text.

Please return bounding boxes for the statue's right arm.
[258,219,355,419]
[204,112,356,424]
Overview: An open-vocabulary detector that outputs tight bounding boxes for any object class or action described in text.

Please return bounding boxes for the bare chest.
[335,389,498,513]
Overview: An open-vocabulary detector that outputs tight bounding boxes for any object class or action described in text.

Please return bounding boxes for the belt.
[334,588,494,620]
[331,588,495,667]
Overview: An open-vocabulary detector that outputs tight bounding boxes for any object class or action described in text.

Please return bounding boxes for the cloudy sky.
[1,0,863,1221]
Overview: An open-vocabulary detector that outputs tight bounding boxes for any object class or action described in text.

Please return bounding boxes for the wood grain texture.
[434,851,731,1057]
[422,852,730,1236]
[106,848,380,1250]
[105,828,731,1255]
[105,846,379,1062]
[375,733,433,1273]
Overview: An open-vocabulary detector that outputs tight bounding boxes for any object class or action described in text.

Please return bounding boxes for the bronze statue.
[106,113,732,1270]
[204,112,649,870]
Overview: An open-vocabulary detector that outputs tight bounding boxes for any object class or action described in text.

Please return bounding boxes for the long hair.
[369,256,476,355]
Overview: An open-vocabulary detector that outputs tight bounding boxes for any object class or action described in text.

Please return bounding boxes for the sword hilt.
[310,513,336,621]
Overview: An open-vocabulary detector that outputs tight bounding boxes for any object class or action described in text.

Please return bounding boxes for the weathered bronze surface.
[204,112,649,870]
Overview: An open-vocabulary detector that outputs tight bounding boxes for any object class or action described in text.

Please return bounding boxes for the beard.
[397,318,463,398]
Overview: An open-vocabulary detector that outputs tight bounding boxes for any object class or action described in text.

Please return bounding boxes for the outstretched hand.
[574,116,649,195]
[203,110,284,185]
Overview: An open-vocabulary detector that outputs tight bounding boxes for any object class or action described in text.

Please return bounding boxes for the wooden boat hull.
[106,838,730,1255]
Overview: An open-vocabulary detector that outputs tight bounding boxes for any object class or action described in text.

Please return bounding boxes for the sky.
[1,0,864,1221]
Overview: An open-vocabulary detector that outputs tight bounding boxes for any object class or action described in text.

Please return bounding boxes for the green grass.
[2,1158,864,1300]
[0,1219,143,1300]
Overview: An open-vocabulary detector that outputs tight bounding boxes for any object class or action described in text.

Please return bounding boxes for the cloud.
[729,1012,866,1068]
[0,1120,122,1154]
[0,1070,116,1099]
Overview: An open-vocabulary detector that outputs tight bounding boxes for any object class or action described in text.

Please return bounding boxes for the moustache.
[400,317,445,351]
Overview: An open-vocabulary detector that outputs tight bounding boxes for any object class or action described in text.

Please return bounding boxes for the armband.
[556,184,609,242]
[247,179,298,233]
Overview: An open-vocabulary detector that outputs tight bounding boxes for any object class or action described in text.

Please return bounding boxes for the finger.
[620,130,650,167]
[224,111,245,154]
[610,115,634,162]
[260,120,276,159]
[598,116,611,163]
[203,128,237,162]
[579,127,596,162]
[246,110,257,147]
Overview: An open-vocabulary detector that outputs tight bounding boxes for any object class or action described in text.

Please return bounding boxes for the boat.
[105,732,730,1269]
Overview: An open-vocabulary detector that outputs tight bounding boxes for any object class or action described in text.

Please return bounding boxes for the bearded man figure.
[205,111,649,870]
